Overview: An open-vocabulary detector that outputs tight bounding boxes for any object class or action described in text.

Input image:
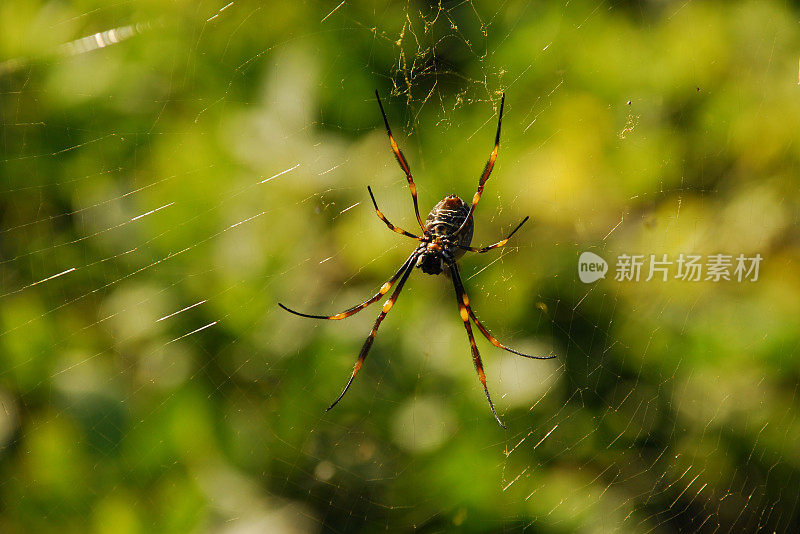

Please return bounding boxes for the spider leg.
[327,255,417,412]
[375,91,425,230]
[367,186,422,240]
[457,216,529,253]
[278,251,418,320]
[454,93,505,237]
[450,262,554,360]
[447,262,506,428]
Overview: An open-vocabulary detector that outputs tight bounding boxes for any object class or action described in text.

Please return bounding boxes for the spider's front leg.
[278,251,418,320]
[447,261,506,428]
[326,254,417,411]
[450,262,554,361]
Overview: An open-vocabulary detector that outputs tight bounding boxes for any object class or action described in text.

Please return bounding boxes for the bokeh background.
[2,0,800,532]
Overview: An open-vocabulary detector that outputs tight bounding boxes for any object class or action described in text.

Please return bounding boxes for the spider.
[279,91,554,427]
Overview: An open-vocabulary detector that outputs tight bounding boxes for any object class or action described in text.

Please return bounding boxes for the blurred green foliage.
[2,0,800,532]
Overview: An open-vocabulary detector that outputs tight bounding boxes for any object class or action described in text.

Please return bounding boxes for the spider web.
[2,0,800,532]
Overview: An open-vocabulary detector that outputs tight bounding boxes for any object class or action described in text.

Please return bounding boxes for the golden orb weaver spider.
[279,91,554,427]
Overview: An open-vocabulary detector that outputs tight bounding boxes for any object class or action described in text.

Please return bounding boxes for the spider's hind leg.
[454,93,505,237]
[375,91,425,231]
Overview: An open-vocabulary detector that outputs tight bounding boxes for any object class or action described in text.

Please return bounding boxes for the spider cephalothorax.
[279,91,554,428]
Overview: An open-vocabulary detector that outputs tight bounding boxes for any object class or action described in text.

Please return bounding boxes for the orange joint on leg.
[409,182,416,194]
[331,312,347,320]
[477,367,487,383]
[379,282,391,294]
[459,306,469,322]
[472,192,481,204]
[462,294,469,306]
[382,299,394,313]
[353,360,363,373]
[498,239,508,247]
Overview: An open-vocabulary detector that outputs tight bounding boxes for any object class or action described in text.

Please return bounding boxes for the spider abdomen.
[415,195,473,275]
[424,195,474,246]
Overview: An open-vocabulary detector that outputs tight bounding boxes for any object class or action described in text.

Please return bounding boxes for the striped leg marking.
[326,256,416,411]
[450,262,554,360]
[278,252,417,320]
[448,262,506,428]
[375,91,425,230]
[455,93,505,237]
[367,186,422,240]
[459,216,529,253]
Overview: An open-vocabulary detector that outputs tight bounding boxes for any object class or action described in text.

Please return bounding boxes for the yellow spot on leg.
[382,299,394,313]
[460,306,469,322]
[462,294,469,306]
[332,313,347,320]
[380,282,391,294]
[472,192,481,205]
